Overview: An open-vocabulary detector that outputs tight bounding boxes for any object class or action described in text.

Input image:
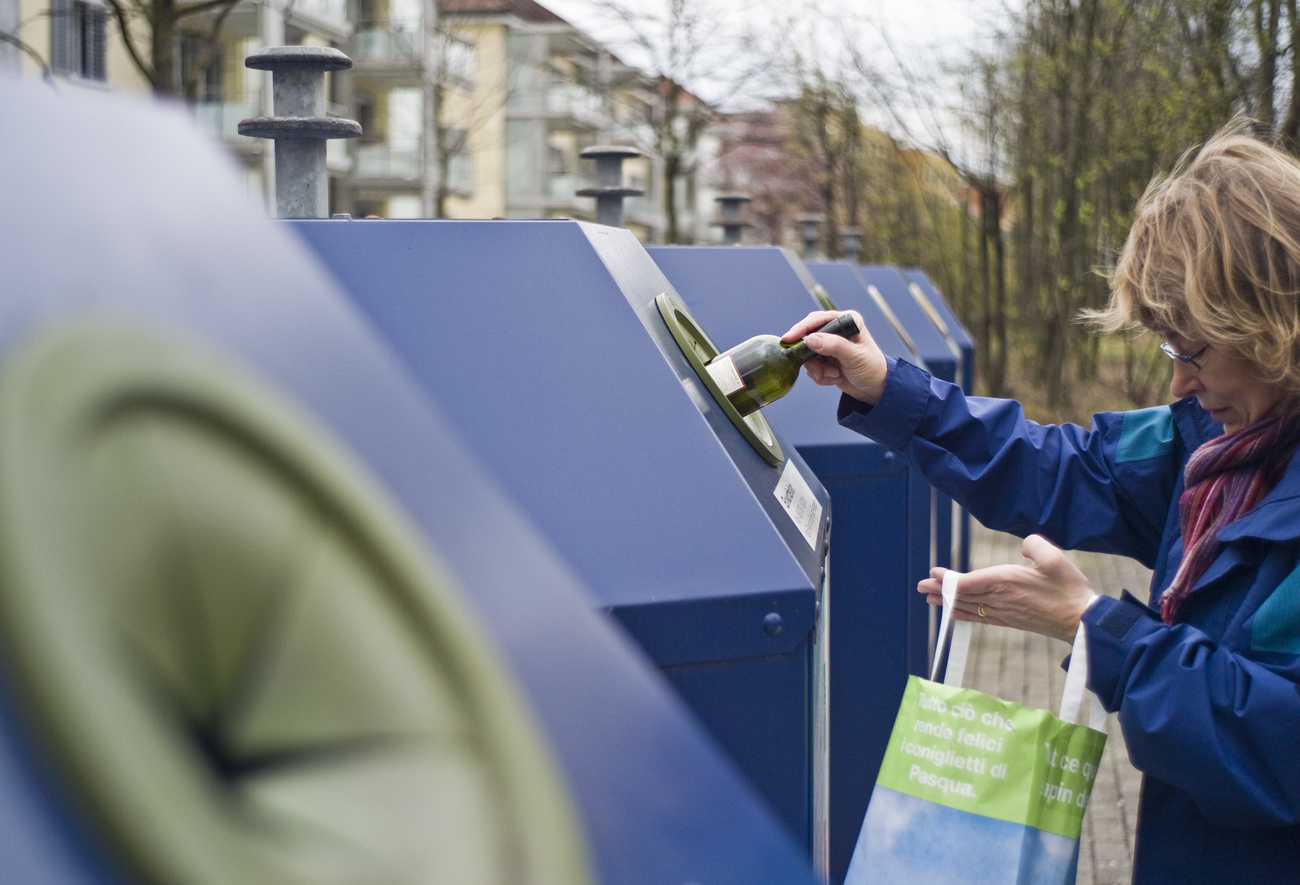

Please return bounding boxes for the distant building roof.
[439,0,568,24]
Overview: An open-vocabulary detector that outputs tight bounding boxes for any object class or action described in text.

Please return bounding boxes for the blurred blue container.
[0,81,820,885]
[849,265,961,577]
[648,246,934,884]
[291,218,834,863]
[901,268,977,571]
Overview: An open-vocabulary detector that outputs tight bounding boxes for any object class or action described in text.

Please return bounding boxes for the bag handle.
[932,571,1106,731]
[930,570,971,686]
[1061,606,1108,731]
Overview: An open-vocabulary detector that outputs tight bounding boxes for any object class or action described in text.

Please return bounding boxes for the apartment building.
[3,0,720,241]
[341,0,673,240]
[4,0,351,206]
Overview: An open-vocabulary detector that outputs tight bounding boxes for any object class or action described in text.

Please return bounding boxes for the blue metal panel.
[858,265,959,383]
[902,268,977,571]
[804,262,924,365]
[0,670,124,885]
[290,218,831,853]
[903,269,974,393]
[851,265,961,578]
[648,246,934,884]
[805,261,938,573]
[0,80,818,885]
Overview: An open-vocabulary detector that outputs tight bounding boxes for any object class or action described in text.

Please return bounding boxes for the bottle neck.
[785,313,858,365]
[785,339,815,365]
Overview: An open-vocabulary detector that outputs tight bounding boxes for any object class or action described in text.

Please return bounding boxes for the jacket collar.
[1183,391,1300,543]
[1217,459,1300,543]
[1171,395,1219,454]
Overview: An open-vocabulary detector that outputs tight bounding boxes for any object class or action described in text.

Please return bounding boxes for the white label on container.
[775,460,823,550]
[705,355,745,395]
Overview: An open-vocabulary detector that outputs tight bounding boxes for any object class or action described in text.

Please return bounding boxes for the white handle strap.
[934,571,1107,732]
[930,571,971,687]
[1060,612,1107,731]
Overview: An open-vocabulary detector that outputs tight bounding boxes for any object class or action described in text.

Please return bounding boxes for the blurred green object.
[0,323,590,885]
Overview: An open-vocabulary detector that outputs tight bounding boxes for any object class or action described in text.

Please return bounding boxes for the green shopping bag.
[845,572,1108,885]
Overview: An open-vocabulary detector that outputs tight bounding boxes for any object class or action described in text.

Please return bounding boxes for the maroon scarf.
[1161,408,1300,623]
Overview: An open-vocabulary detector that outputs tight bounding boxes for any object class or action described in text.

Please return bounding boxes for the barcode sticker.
[775,460,822,549]
[705,355,745,395]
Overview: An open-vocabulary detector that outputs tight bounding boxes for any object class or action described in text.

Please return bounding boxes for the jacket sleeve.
[837,358,1180,565]
[1085,593,1300,826]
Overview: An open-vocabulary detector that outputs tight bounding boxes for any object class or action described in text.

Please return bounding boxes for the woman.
[785,129,1300,884]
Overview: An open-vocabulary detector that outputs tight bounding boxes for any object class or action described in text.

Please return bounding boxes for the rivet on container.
[577,145,644,228]
[239,46,362,219]
[711,194,753,246]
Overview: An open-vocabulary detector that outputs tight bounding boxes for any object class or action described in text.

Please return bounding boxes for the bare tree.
[563,0,762,242]
[0,27,59,86]
[713,105,818,244]
[782,72,862,258]
[106,0,239,99]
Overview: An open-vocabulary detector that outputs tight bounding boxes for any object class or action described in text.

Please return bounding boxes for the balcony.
[350,20,422,65]
[195,91,263,141]
[545,170,592,200]
[354,140,422,180]
[544,81,604,128]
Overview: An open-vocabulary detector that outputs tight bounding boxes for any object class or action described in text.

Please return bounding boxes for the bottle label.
[705,354,746,395]
[775,460,823,550]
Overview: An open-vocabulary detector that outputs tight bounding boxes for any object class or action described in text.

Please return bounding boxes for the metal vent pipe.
[239,46,361,218]
[711,194,752,245]
[576,145,644,228]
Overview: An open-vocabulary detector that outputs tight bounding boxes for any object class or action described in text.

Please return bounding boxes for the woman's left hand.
[918,534,1096,644]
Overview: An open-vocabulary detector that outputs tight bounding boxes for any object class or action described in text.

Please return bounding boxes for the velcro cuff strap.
[1092,590,1155,641]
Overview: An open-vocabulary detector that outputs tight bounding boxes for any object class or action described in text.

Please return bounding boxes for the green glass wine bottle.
[704,313,860,416]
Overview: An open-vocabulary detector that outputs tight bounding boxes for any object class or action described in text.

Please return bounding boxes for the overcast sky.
[536,0,1012,74]
[536,0,1014,149]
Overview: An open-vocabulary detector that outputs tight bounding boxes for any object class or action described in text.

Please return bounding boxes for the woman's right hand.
[917,535,1098,644]
[781,310,889,405]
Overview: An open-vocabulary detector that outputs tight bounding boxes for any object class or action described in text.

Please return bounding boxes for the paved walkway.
[964,523,1150,885]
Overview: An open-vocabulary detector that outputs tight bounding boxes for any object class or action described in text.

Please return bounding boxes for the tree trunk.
[151,0,176,96]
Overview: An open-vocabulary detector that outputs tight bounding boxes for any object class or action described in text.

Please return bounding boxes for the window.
[440,31,474,89]
[355,92,378,143]
[445,127,473,195]
[179,31,224,102]
[50,0,107,82]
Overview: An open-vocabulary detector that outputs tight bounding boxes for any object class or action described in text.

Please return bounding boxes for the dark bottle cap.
[816,312,859,339]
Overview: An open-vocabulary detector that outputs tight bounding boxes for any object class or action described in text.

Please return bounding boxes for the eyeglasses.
[1159,341,1209,371]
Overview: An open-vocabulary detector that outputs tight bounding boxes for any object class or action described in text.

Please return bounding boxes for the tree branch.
[174,0,240,21]
[0,28,60,90]
[104,0,158,89]
[181,0,239,99]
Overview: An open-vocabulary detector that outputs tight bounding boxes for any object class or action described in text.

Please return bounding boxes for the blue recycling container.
[901,268,977,571]
[0,80,820,885]
[805,259,939,575]
[903,269,974,395]
[845,264,961,578]
[648,245,934,884]
[802,262,926,370]
[291,218,834,863]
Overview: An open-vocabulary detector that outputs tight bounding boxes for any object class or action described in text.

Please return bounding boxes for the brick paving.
[964,523,1150,885]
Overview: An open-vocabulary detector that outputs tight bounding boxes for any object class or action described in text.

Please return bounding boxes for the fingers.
[919,537,1096,643]
[803,357,842,386]
[919,567,977,621]
[1021,533,1092,590]
[802,316,888,404]
[917,563,1034,629]
[780,310,888,403]
[781,310,844,343]
[1021,533,1061,567]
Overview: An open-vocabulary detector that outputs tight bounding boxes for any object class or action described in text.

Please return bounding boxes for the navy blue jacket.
[841,358,1300,884]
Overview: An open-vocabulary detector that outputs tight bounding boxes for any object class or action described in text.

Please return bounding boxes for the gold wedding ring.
[977,603,986,619]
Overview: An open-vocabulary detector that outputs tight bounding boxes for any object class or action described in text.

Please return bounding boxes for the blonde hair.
[1096,125,1300,393]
